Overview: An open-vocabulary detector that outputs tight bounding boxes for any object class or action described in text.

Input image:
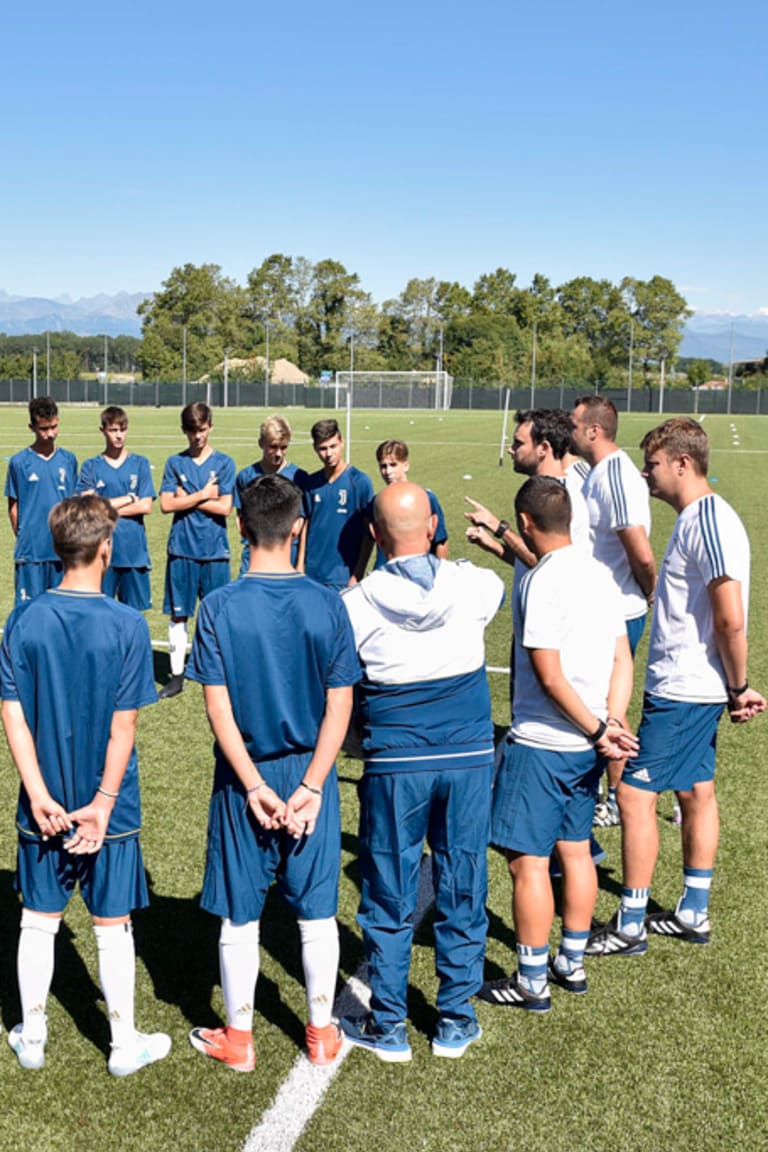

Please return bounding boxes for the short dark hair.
[376,439,409,462]
[515,476,571,534]
[181,401,212,431]
[239,474,303,547]
[515,409,573,460]
[101,405,128,429]
[49,496,117,569]
[640,417,709,476]
[573,395,618,440]
[311,418,341,446]
[29,396,58,425]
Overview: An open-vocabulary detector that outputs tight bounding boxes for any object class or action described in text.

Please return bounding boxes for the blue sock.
[516,943,549,995]
[617,886,650,936]
[607,787,618,807]
[677,868,713,927]
[554,929,589,975]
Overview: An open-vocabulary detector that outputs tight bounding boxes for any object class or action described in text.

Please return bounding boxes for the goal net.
[327,370,454,411]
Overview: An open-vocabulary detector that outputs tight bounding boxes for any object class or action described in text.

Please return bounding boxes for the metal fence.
[0,377,764,415]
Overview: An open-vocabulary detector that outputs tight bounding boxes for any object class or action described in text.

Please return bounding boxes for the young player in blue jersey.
[5,396,78,603]
[234,414,309,574]
[159,402,235,699]
[0,496,170,1076]
[476,478,636,1012]
[587,419,765,958]
[77,406,156,610]
[186,474,360,1071]
[341,483,505,1061]
[303,418,374,589]
[373,439,448,569]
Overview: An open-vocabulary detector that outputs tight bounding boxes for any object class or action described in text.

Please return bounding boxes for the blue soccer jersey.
[0,591,158,840]
[186,573,361,770]
[303,465,375,588]
[373,488,448,570]
[5,446,79,562]
[77,453,156,568]
[161,449,235,560]
[234,462,309,572]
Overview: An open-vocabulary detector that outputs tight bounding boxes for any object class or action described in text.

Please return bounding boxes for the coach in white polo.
[588,417,765,957]
[570,395,656,826]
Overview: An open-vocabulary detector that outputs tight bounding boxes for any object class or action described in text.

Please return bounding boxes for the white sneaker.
[108,1031,172,1077]
[7,1022,47,1070]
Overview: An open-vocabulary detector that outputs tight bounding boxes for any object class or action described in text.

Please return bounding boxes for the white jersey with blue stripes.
[646,493,750,703]
[581,448,651,620]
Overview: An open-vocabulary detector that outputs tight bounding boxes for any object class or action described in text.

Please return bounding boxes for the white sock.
[94,922,136,1049]
[219,919,260,1033]
[168,621,188,676]
[298,917,339,1027]
[18,909,60,1040]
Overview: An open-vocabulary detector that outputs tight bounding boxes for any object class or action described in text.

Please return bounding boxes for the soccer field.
[0,406,766,1152]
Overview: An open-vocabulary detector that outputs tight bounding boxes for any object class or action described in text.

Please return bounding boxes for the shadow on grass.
[152,647,172,687]
[0,869,114,1056]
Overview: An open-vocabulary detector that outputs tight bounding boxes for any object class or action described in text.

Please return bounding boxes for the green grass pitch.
[0,406,766,1152]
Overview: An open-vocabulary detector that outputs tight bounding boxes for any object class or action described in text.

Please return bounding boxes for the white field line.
[241,853,436,1152]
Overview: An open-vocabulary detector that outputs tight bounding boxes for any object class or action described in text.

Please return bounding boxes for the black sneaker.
[547,957,587,994]
[585,912,648,957]
[646,910,711,944]
[158,674,185,700]
[476,972,551,1012]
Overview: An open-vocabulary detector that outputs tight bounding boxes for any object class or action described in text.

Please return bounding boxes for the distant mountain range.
[679,312,768,364]
[0,290,150,337]
[0,291,766,364]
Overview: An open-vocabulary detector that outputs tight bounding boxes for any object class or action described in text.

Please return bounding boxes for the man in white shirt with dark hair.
[570,395,656,826]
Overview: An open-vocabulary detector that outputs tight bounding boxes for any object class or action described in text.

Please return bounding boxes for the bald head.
[373,482,435,560]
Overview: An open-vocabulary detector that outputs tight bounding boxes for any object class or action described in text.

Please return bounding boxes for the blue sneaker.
[341,1015,412,1063]
[432,1017,482,1059]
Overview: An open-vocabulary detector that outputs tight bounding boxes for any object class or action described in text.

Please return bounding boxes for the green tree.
[472,268,519,316]
[557,276,629,366]
[137,263,246,380]
[621,275,691,379]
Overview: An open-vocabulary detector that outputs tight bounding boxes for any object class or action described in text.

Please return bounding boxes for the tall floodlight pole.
[436,323,444,410]
[529,321,537,407]
[46,331,51,388]
[727,321,734,416]
[265,321,270,409]
[32,346,39,400]
[659,358,666,415]
[104,335,109,404]
[627,318,634,413]
[182,325,188,405]
[347,332,354,456]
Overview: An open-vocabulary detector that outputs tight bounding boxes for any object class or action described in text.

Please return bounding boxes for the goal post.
[331,370,454,411]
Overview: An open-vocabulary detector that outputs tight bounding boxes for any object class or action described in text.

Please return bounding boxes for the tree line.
[3,260,761,390]
[136,259,692,389]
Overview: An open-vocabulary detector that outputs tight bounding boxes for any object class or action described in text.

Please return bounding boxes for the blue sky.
[2,0,765,315]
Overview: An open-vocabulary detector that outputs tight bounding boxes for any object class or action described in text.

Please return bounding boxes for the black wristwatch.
[494,519,509,539]
[588,719,608,745]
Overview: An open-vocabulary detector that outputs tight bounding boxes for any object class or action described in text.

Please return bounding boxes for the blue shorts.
[201,752,341,925]
[626,613,647,657]
[163,556,230,617]
[491,737,601,855]
[622,695,723,794]
[103,566,152,611]
[16,832,149,917]
[15,561,63,603]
